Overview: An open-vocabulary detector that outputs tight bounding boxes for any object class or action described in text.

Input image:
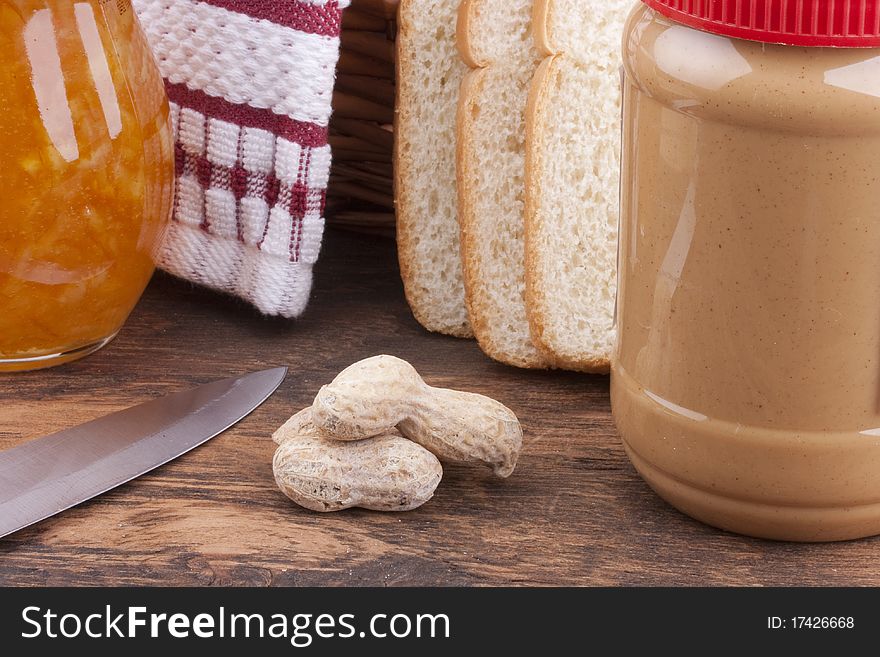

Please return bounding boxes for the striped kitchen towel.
[132,0,350,317]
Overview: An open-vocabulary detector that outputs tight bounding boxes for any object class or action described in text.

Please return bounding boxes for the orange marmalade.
[0,0,173,370]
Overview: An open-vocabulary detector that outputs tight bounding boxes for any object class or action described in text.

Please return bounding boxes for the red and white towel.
[132,0,349,317]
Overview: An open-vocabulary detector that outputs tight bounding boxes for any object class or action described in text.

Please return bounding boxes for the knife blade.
[0,367,287,539]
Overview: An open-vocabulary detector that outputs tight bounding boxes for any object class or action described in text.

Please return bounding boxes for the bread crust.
[523,54,611,373]
[531,0,556,56]
[455,69,502,359]
[395,0,473,338]
[455,4,552,369]
[456,0,486,69]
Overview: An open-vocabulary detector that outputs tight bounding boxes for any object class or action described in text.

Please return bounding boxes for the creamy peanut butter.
[613,4,880,541]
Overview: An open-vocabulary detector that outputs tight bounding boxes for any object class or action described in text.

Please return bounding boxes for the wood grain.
[1,229,878,586]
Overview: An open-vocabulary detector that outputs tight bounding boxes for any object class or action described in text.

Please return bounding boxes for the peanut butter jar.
[613,0,880,541]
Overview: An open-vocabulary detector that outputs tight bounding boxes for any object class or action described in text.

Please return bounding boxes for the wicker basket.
[326,0,398,237]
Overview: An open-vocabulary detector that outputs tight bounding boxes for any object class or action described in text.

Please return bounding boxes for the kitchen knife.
[0,367,287,539]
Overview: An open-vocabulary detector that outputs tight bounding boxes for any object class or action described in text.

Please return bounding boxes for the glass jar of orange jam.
[0,0,173,371]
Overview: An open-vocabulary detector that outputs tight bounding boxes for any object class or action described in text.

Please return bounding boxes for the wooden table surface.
[1,229,877,587]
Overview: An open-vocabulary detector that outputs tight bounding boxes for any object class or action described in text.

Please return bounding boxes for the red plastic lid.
[642,0,880,46]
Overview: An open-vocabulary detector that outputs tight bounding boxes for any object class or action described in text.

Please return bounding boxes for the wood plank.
[1,229,877,586]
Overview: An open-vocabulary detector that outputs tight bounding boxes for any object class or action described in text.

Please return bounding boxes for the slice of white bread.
[456,0,552,368]
[395,0,472,338]
[524,0,628,372]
